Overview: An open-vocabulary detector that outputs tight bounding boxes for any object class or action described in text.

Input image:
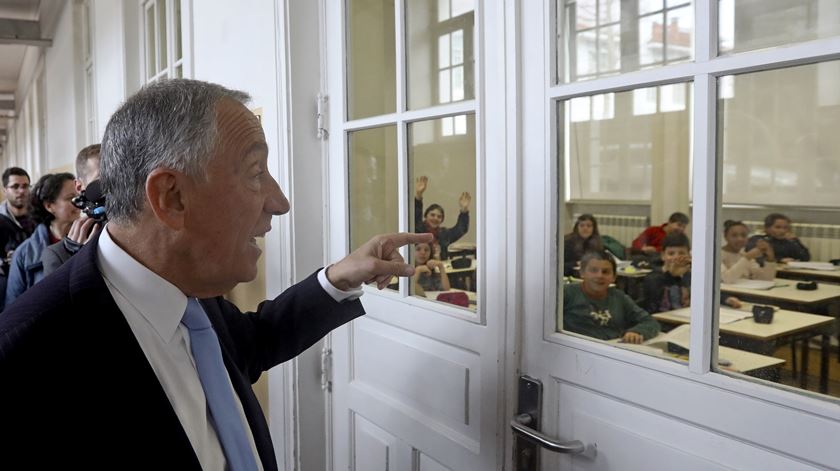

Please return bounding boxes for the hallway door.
[515,1,840,469]
[324,1,510,470]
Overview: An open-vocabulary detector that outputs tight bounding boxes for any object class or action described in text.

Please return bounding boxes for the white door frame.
[322,0,512,469]
[517,0,840,469]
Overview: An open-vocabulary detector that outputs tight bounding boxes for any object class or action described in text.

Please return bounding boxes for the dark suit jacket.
[0,233,365,469]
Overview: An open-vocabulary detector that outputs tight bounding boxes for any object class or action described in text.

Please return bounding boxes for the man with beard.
[0,167,36,307]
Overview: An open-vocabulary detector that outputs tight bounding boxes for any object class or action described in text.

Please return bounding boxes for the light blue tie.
[181,298,259,471]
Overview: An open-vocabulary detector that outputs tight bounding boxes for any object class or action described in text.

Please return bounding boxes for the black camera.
[72,179,107,222]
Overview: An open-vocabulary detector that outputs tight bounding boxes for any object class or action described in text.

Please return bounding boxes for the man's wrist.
[326,263,358,291]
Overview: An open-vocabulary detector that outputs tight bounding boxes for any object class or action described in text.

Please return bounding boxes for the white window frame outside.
[141,0,191,83]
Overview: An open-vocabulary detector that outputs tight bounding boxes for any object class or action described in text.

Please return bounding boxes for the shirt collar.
[97,225,188,343]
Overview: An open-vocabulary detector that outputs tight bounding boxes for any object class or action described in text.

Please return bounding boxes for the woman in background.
[564,214,604,276]
[721,220,777,284]
[4,173,79,307]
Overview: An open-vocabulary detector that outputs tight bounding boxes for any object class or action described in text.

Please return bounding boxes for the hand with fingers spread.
[326,232,435,290]
[415,176,428,200]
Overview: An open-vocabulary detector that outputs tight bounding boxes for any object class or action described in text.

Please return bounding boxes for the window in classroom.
[408,114,477,312]
[143,0,186,83]
[405,0,475,111]
[559,0,693,83]
[346,0,396,120]
[558,84,693,359]
[715,61,840,398]
[719,0,840,55]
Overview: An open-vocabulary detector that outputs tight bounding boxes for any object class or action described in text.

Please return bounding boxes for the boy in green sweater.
[562,251,660,344]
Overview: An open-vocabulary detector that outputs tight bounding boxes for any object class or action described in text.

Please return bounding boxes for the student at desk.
[745,213,810,262]
[563,214,603,276]
[413,241,450,296]
[414,176,470,260]
[721,220,777,284]
[642,233,744,312]
[563,251,660,344]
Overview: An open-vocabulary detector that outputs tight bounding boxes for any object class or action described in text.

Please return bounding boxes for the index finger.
[381,232,434,248]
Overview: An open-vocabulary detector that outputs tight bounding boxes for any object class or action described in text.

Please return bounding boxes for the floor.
[773,343,840,397]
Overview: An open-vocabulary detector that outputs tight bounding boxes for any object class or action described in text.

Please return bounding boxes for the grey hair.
[100,79,251,224]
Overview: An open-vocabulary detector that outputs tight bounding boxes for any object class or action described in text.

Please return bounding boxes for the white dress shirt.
[96,227,363,469]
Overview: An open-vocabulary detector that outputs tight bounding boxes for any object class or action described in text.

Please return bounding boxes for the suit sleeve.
[208,270,365,383]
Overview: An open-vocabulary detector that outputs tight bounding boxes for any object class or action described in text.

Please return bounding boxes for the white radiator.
[744,221,840,262]
[588,214,649,248]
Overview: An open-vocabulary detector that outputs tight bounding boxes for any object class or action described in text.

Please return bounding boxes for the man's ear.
[146,168,186,230]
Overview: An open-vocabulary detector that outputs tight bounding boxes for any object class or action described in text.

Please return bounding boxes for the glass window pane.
[561,1,694,82]
[145,4,156,80]
[598,24,622,73]
[639,0,664,15]
[438,69,451,103]
[599,0,621,24]
[452,66,464,101]
[158,0,168,73]
[559,85,693,361]
[576,30,598,78]
[638,14,664,67]
[438,34,450,68]
[665,6,692,62]
[406,0,475,110]
[347,0,396,120]
[716,61,840,398]
[409,115,477,311]
[719,0,840,55]
[348,126,399,292]
[575,0,597,30]
[174,0,183,60]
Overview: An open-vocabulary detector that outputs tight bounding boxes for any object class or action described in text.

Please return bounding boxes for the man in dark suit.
[0,79,429,469]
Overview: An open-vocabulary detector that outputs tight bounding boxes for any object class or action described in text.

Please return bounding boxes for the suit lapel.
[67,233,200,467]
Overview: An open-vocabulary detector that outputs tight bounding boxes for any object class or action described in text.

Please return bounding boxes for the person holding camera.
[4,173,80,307]
[41,144,103,276]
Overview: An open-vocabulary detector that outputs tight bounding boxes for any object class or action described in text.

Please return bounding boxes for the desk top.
[654,306,834,341]
[778,265,840,282]
[720,278,840,305]
[719,346,786,373]
[613,339,783,373]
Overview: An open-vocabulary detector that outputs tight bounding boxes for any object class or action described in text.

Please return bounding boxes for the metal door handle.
[510,413,586,455]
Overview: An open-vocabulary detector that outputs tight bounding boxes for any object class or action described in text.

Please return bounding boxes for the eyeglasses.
[5,184,30,191]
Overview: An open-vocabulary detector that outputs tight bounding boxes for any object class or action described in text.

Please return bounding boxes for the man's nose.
[265,176,290,216]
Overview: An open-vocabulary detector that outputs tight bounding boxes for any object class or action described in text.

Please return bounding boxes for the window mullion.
[395,0,408,297]
[688,71,718,375]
